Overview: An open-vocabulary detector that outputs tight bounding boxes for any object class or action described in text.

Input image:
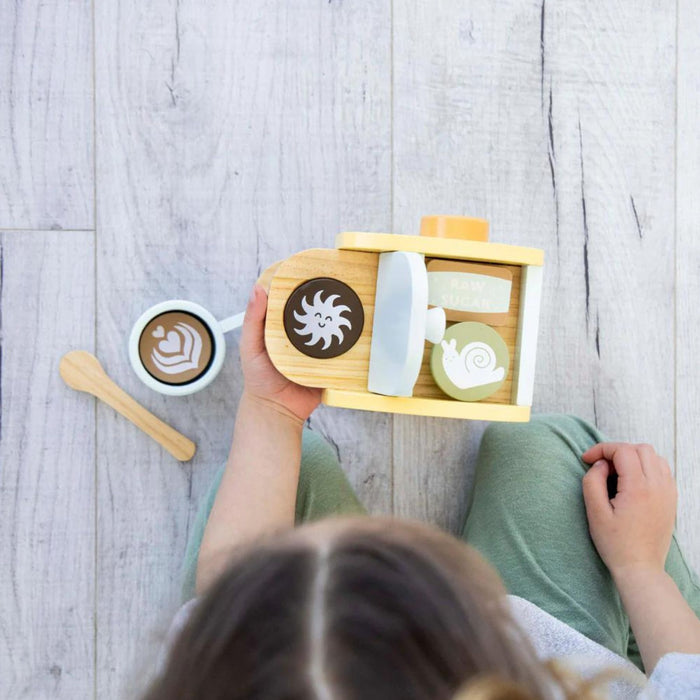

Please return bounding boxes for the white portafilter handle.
[219,311,245,334]
[425,307,446,344]
[369,251,448,397]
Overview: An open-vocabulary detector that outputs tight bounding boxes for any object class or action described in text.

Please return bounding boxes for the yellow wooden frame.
[262,231,544,421]
[337,231,544,267]
[323,389,531,422]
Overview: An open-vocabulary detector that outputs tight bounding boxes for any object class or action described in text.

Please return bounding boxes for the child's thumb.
[240,284,267,356]
[582,459,614,521]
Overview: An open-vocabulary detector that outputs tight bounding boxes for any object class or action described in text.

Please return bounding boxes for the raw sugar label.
[427,260,513,325]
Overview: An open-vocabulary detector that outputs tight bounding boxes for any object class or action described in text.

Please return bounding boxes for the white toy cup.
[128,300,244,396]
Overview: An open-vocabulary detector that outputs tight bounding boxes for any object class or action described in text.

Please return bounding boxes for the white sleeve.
[642,653,700,699]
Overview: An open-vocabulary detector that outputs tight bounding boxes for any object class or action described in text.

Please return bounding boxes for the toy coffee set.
[60,216,544,461]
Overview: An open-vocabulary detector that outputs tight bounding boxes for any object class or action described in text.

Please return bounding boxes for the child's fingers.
[582,459,614,521]
[582,442,629,464]
[656,457,674,481]
[240,284,268,357]
[635,443,659,479]
[634,443,672,477]
[582,442,621,463]
[582,443,644,489]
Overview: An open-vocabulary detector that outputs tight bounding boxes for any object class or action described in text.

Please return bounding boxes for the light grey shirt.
[509,595,700,699]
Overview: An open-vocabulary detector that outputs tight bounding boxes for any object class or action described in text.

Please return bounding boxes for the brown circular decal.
[138,311,215,385]
[283,278,364,359]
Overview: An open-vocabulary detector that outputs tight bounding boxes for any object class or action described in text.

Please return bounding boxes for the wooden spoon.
[60,350,196,462]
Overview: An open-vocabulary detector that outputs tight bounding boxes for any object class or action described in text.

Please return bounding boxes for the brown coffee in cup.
[138,311,214,385]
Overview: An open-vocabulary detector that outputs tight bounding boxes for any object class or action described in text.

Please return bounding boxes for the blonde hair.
[456,660,643,700]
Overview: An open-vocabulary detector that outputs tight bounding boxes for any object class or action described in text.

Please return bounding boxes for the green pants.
[181,429,366,600]
[182,415,700,671]
[463,415,700,670]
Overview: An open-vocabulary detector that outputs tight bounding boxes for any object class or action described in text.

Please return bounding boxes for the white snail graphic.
[440,338,505,390]
[293,289,352,350]
[151,322,203,375]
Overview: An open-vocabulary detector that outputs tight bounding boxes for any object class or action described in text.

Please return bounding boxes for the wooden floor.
[1,1,699,697]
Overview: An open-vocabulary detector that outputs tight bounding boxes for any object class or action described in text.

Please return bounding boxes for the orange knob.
[420,215,489,242]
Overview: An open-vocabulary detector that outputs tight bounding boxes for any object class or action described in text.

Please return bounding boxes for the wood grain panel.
[0,231,95,699]
[265,249,378,390]
[0,1,93,229]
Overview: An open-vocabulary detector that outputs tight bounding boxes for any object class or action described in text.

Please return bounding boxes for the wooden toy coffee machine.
[261,216,544,422]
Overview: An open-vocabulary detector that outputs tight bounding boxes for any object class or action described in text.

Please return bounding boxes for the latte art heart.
[158,331,181,354]
[151,322,203,375]
[152,325,165,339]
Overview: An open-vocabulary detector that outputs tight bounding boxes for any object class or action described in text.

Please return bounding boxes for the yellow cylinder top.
[420,215,489,242]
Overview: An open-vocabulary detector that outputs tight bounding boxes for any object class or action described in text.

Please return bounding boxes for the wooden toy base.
[264,241,530,420]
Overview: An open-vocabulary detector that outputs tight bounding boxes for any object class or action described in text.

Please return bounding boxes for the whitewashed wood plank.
[536,1,675,461]
[392,1,546,531]
[94,2,391,696]
[392,2,676,535]
[0,1,93,229]
[676,0,700,575]
[0,231,95,699]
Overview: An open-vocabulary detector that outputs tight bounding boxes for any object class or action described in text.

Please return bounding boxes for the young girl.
[146,285,700,699]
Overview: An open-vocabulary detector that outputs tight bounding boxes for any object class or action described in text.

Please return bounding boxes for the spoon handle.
[91,372,196,462]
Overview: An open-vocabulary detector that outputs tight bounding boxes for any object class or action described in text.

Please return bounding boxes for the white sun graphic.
[293,289,352,350]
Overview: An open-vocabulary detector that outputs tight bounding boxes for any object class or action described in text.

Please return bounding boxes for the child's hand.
[239,284,322,422]
[581,442,677,579]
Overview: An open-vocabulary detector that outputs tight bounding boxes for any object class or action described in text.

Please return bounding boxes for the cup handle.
[219,311,246,334]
